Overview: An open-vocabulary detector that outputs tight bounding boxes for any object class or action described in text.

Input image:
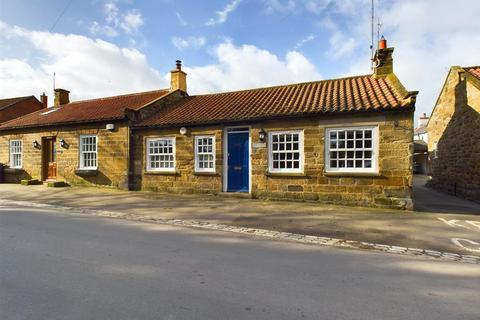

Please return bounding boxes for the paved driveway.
[413,175,480,214]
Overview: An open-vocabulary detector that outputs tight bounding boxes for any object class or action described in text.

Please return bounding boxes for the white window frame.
[268,130,304,174]
[194,135,216,173]
[9,139,23,169]
[79,135,98,170]
[145,137,176,172]
[325,126,379,173]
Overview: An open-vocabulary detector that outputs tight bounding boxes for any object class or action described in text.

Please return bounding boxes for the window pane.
[270,132,302,173]
[147,138,175,170]
[327,128,375,171]
[195,136,214,171]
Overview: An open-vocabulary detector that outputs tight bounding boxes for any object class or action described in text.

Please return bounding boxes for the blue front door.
[227,130,249,192]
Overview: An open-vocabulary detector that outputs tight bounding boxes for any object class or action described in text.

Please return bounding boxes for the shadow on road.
[413,175,480,215]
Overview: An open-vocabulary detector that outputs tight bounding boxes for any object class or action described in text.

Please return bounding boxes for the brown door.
[42,138,57,180]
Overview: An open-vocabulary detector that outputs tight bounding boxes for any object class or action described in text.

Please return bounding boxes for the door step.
[44,181,69,188]
[218,192,252,199]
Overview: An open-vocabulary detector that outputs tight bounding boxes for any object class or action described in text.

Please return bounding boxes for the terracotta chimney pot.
[378,35,387,50]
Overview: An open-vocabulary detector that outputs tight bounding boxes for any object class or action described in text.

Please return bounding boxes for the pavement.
[0,175,479,256]
[1,205,479,320]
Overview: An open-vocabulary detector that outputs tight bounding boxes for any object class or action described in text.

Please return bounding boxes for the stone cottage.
[132,39,417,209]
[0,40,417,209]
[427,65,480,203]
[0,85,185,187]
[0,95,45,123]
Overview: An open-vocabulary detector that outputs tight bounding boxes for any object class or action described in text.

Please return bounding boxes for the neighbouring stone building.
[427,65,480,203]
[0,40,418,209]
[132,39,417,209]
[413,113,429,174]
[0,95,45,123]
[0,86,185,187]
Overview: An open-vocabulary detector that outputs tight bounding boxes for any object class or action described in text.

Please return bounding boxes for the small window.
[194,136,215,172]
[268,130,304,173]
[325,127,378,173]
[146,137,175,171]
[9,140,22,168]
[79,135,97,169]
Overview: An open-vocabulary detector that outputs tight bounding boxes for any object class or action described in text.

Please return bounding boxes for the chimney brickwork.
[54,88,70,106]
[170,60,187,92]
[40,93,48,109]
[373,37,394,78]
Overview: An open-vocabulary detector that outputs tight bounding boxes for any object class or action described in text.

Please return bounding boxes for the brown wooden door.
[43,138,57,180]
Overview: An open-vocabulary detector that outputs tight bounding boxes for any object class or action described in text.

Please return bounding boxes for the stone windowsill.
[144,170,179,176]
[323,171,381,177]
[266,171,308,178]
[193,171,219,176]
[75,169,99,177]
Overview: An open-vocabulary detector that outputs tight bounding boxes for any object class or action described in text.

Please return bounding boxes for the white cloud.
[172,36,207,50]
[0,21,164,103]
[89,21,118,37]
[327,31,357,59]
[294,34,315,50]
[120,11,143,34]
[0,22,322,105]
[89,1,143,37]
[263,0,332,14]
[340,0,480,120]
[104,1,120,25]
[263,0,297,14]
[183,41,322,94]
[206,0,242,26]
[303,0,331,13]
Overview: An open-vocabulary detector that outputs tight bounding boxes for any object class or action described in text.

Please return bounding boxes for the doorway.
[42,137,57,181]
[225,127,250,192]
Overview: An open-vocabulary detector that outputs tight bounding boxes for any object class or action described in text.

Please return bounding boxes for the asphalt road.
[1,205,479,320]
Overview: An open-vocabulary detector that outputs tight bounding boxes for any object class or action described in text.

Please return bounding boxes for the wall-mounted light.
[60,139,67,148]
[259,128,267,142]
[106,123,115,131]
[33,140,40,149]
[179,127,187,135]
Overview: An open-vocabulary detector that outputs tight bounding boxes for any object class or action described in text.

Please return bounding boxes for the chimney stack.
[40,92,48,109]
[373,36,394,78]
[170,60,187,92]
[54,88,70,106]
[418,113,429,127]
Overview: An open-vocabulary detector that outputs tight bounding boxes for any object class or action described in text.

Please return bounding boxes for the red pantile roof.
[0,96,34,111]
[137,75,415,127]
[465,66,480,80]
[0,89,169,130]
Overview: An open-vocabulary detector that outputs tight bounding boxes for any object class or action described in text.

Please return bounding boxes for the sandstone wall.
[0,123,129,188]
[133,111,413,209]
[428,70,480,202]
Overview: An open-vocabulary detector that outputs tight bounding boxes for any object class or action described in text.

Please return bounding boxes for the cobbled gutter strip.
[1,199,479,265]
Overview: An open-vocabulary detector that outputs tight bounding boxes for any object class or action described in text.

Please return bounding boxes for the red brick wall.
[0,97,43,123]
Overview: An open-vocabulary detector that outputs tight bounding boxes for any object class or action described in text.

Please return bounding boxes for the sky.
[1,0,480,124]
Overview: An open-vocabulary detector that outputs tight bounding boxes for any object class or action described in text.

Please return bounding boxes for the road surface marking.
[451,238,480,253]
[465,221,480,231]
[437,218,480,231]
